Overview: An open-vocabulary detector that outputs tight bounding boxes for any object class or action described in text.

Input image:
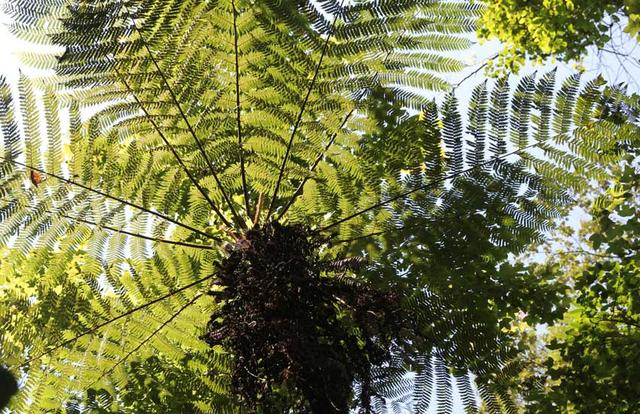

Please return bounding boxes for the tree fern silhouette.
[0,1,638,413]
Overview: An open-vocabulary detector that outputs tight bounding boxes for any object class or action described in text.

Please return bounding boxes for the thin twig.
[452,53,499,93]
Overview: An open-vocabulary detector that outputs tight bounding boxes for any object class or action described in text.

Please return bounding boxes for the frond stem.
[232,0,252,218]
[61,213,215,248]
[253,192,264,226]
[265,1,345,222]
[0,155,215,240]
[318,143,541,233]
[18,273,216,368]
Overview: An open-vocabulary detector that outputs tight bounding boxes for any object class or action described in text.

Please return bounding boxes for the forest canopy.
[478,0,640,73]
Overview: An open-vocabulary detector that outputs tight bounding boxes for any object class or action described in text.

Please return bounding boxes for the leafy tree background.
[478,0,640,74]
[504,109,640,413]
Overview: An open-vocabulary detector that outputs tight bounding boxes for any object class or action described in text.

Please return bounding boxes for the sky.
[0,3,639,414]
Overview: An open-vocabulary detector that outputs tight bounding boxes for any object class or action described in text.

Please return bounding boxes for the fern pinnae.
[434,355,453,414]
[422,99,444,181]
[276,107,356,221]
[532,69,556,144]
[442,92,464,174]
[454,372,478,414]
[0,153,214,239]
[467,80,488,166]
[110,63,233,230]
[86,293,203,391]
[487,77,509,154]
[266,0,346,222]
[277,28,407,222]
[553,73,581,139]
[510,73,536,149]
[118,12,245,230]
[18,76,43,184]
[413,355,434,413]
[0,77,21,161]
[318,142,541,233]
[18,272,216,369]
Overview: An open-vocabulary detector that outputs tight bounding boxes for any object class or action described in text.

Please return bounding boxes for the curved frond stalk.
[86,293,203,390]
[0,192,212,250]
[266,0,346,222]
[0,154,217,240]
[231,0,251,220]
[60,213,213,250]
[19,273,216,368]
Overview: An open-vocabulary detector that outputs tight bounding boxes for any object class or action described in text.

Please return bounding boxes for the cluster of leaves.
[478,0,640,74]
[499,92,640,413]
[516,157,640,413]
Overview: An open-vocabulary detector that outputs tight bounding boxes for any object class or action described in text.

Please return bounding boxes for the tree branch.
[451,53,498,93]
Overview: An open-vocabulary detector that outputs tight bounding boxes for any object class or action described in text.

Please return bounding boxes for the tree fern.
[0,1,639,413]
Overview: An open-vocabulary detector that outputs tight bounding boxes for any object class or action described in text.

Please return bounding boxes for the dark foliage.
[202,222,418,413]
[0,366,18,409]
